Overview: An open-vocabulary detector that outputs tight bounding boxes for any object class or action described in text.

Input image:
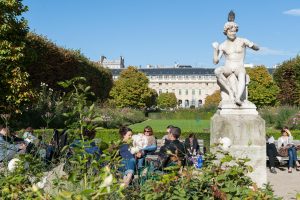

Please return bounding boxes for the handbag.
[278,147,288,157]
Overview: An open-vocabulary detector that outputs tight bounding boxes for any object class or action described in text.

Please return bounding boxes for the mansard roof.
[111,68,215,76]
[111,67,275,76]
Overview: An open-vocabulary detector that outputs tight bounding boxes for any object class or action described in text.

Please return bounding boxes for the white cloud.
[251,47,294,56]
[283,9,300,16]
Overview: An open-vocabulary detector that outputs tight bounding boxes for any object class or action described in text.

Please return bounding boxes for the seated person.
[157,127,185,168]
[69,128,102,160]
[161,125,173,146]
[22,127,37,144]
[277,127,300,173]
[184,133,199,156]
[119,126,141,186]
[0,126,27,162]
[132,126,157,169]
[266,135,282,174]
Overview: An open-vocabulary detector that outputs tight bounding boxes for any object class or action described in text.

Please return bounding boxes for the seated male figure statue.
[212,11,259,106]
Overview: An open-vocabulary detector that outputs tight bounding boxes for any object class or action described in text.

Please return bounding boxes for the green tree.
[204,90,221,107]
[157,93,177,109]
[246,66,279,107]
[0,0,33,113]
[109,66,154,108]
[273,56,300,106]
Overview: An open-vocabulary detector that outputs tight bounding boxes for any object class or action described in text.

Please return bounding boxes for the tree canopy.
[273,56,300,106]
[246,66,279,107]
[204,90,221,108]
[0,0,34,113]
[109,66,155,108]
[157,93,177,109]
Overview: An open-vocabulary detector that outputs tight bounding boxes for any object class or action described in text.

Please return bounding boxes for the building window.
[199,89,201,95]
[192,89,195,95]
[172,89,175,93]
[179,89,182,95]
[159,83,162,86]
[159,89,162,94]
[166,89,168,93]
[178,99,182,107]
[184,100,189,108]
[198,100,203,107]
[165,83,168,85]
[191,99,195,106]
[185,89,188,95]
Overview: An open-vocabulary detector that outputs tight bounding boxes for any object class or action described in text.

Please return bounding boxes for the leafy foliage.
[157,93,177,109]
[0,0,34,113]
[95,107,146,128]
[273,55,300,106]
[23,33,113,101]
[122,151,278,200]
[259,106,300,129]
[246,66,279,107]
[109,66,155,108]
[0,154,46,199]
[204,90,221,107]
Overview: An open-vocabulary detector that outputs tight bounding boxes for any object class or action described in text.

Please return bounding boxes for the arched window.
[184,100,189,108]
[198,99,203,107]
[178,99,182,107]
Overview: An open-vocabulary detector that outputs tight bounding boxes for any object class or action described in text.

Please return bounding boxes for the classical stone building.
[111,66,219,108]
[99,56,125,69]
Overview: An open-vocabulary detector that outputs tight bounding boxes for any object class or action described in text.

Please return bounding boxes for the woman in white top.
[277,127,300,173]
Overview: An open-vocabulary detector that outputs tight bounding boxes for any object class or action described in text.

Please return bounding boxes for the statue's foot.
[234,98,243,106]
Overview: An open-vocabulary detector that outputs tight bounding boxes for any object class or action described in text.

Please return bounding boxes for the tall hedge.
[23,33,113,100]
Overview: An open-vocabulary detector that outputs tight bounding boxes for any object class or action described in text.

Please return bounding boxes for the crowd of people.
[118,125,203,186]
[1,123,300,186]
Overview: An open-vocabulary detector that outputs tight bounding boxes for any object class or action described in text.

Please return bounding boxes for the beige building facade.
[111,66,219,108]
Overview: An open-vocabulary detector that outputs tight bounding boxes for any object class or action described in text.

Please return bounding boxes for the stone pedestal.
[210,112,267,187]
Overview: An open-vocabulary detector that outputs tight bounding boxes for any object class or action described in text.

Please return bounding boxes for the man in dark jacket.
[158,127,186,168]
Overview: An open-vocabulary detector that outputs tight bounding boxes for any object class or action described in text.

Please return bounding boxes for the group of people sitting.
[0,125,68,167]
[118,125,202,186]
[266,126,300,174]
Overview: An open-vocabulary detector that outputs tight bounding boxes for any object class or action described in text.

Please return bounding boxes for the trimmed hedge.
[24,33,113,100]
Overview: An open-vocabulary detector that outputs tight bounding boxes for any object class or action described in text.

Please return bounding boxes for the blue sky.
[23,0,300,68]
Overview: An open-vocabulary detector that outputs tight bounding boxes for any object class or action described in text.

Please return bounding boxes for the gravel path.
[267,166,300,200]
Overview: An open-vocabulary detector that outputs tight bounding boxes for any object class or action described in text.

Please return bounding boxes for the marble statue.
[212,11,259,106]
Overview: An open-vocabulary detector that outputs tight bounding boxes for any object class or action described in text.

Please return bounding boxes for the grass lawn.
[129,119,210,133]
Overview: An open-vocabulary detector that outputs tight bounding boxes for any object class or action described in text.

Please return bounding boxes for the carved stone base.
[210,113,267,187]
[218,100,258,115]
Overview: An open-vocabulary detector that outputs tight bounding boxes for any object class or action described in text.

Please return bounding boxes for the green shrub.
[122,151,279,200]
[94,107,146,128]
[275,106,299,129]
[148,108,216,120]
[259,106,300,129]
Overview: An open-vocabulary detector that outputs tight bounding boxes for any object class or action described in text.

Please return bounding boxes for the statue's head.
[223,10,238,40]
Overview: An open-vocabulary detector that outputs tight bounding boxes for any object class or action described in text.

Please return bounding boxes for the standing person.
[212,11,259,106]
[162,125,173,145]
[277,127,300,173]
[119,126,141,186]
[0,126,27,162]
